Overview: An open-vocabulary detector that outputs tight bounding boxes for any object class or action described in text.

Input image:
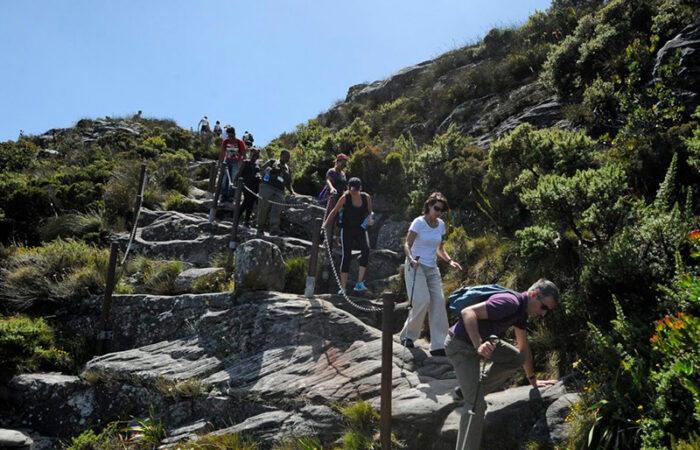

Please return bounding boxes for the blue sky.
[0,0,553,146]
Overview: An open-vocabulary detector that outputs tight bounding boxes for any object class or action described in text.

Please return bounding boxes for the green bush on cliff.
[0,315,71,376]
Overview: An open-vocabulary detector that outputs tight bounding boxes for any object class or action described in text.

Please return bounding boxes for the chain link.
[320,207,383,313]
[240,182,309,208]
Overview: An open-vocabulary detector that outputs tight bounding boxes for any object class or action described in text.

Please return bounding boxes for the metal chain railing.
[238,182,310,208]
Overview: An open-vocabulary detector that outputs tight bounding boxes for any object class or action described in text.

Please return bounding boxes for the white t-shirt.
[408,216,445,267]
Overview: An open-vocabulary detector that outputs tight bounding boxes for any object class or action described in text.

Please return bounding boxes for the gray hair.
[528,278,560,303]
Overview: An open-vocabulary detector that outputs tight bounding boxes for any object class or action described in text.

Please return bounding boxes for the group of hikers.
[203,124,560,449]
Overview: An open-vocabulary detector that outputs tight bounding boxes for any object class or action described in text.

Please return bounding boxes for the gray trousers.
[399,261,449,351]
[445,334,525,450]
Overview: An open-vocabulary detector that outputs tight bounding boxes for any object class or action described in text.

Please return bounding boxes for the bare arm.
[437,241,463,271]
[461,303,498,359]
[366,195,375,225]
[322,195,346,228]
[404,230,418,267]
[515,327,557,387]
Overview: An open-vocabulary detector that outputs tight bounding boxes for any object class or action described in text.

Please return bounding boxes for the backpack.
[447,284,519,316]
[317,185,330,204]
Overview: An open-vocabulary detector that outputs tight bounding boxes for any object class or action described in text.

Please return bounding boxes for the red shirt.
[221,138,247,162]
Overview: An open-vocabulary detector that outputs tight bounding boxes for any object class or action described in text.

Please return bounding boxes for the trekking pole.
[461,334,500,449]
[400,256,420,372]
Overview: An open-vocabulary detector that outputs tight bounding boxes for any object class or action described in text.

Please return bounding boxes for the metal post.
[96,242,119,355]
[132,164,146,226]
[206,163,217,199]
[380,292,395,450]
[305,218,322,298]
[229,178,244,253]
[209,162,226,222]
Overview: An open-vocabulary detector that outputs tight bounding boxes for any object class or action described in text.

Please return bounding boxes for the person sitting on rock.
[323,153,348,246]
[445,278,560,450]
[257,149,296,236]
[219,126,247,202]
[322,177,374,294]
[400,192,463,356]
[234,148,261,226]
[213,120,222,137]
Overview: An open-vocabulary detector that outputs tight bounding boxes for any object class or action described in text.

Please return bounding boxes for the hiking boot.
[269,227,281,236]
[401,338,414,348]
[430,349,446,357]
[353,281,368,292]
[256,228,264,237]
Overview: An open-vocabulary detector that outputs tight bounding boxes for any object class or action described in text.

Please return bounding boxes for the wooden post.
[125,164,146,256]
[229,178,244,253]
[209,162,226,222]
[305,218,322,298]
[380,292,395,450]
[96,242,119,356]
[206,163,217,199]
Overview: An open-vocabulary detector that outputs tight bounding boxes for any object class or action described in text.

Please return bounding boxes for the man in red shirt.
[219,126,247,202]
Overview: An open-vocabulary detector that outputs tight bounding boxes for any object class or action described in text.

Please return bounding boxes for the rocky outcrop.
[8,291,577,448]
[173,267,226,294]
[113,209,311,266]
[345,61,434,105]
[0,429,33,450]
[376,220,411,252]
[654,18,700,113]
[234,239,285,292]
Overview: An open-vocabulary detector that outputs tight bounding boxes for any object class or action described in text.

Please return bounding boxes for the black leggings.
[241,187,258,221]
[340,227,369,272]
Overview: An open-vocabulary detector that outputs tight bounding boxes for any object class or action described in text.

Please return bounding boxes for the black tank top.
[342,193,368,229]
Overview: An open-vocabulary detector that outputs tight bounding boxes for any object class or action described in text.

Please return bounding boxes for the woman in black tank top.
[322,177,375,294]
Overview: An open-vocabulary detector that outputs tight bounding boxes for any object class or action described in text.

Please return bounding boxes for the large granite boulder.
[654,18,700,113]
[376,220,411,252]
[0,429,33,450]
[234,239,285,292]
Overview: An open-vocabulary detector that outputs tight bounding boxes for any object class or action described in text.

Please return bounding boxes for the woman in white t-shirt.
[400,192,463,356]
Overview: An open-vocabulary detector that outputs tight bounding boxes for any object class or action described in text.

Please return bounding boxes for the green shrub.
[271,436,322,450]
[340,399,379,450]
[127,256,183,295]
[103,161,166,229]
[65,423,123,450]
[0,316,71,376]
[190,270,228,294]
[284,257,308,295]
[176,432,258,449]
[0,139,38,172]
[39,212,103,242]
[0,240,110,311]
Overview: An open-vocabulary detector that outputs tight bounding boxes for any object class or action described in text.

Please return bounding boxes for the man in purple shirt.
[445,278,560,450]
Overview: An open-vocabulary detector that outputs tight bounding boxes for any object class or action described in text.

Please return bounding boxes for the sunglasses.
[539,299,550,313]
[432,205,444,212]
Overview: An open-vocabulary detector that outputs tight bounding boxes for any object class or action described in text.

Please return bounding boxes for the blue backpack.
[447,284,519,316]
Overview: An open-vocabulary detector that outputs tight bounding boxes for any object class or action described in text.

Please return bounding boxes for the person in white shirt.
[400,192,463,356]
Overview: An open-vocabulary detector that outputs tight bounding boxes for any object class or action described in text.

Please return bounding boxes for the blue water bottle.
[361,212,375,230]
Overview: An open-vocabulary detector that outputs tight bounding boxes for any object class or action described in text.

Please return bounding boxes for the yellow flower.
[637,405,643,410]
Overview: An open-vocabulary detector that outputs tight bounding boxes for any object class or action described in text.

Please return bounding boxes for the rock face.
[0,429,33,449]
[345,61,434,104]
[113,209,312,267]
[234,239,285,292]
[376,220,411,252]
[654,18,700,113]
[173,267,226,294]
[7,291,577,448]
